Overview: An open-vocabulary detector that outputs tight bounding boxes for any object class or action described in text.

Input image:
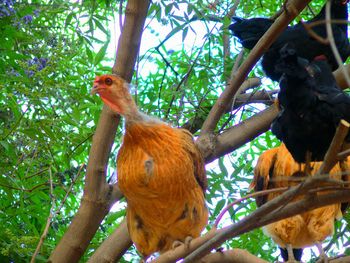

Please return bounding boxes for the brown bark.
[334,64,350,89]
[49,108,122,263]
[202,105,279,162]
[87,219,132,263]
[49,0,150,262]
[200,249,268,263]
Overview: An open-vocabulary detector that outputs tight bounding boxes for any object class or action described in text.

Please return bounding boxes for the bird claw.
[172,236,193,250]
[285,244,301,263]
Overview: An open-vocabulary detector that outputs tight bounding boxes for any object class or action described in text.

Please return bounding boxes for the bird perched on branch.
[252,143,350,262]
[271,43,350,163]
[229,0,350,81]
[91,74,208,259]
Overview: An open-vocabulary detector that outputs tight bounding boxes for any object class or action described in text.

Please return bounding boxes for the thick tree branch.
[200,249,268,263]
[318,120,350,175]
[199,105,279,162]
[87,219,132,263]
[334,64,350,89]
[49,1,150,262]
[150,228,220,263]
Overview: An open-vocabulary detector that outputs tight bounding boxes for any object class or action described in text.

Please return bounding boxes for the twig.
[0,182,47,192]
[317,120,350,176]
[325,2,350,87]
[165,24,219,119]
[338,146,350,160]
[31,167,55,263]
[302,19,349,44]
[31,164,85,262]
[25,167,50,180]
[2,107,28,140]
[67,133,94,157]
[214,187,288,227]
[231,50,245,78]
[55,163,85,213]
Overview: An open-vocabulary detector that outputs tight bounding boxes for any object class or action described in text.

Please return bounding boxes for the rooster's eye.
[105,78,113,86]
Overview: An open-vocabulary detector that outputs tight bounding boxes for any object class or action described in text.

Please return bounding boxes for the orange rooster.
[252,143,349,262]
[91,74,208,259]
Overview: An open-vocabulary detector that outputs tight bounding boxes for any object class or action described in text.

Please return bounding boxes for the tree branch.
[318,120,350,175]
[183,178,350,262]
[151,175,349,263]
[200,249,268,263]
[200,105,279,162]
[87,219,132,263]
[199,0,313,135]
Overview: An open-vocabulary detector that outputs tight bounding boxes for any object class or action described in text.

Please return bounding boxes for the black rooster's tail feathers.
[229,17,274,50]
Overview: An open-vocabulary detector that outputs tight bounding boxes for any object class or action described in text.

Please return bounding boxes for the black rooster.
[229,0,349,81]
[271,43,350,163]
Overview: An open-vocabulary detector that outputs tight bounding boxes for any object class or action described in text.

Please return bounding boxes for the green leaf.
[94,42,109,66]
[182,26,188,42]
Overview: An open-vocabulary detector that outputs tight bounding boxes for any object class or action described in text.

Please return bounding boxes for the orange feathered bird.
[91,74,208,259]
[252,143,349,262]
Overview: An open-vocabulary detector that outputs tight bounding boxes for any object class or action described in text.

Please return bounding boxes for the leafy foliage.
[1,0,349,262]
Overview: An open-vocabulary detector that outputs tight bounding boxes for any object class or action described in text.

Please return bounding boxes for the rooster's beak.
[90,84,99,95]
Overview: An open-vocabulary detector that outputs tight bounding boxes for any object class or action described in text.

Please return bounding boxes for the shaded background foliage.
[0,0,349,262]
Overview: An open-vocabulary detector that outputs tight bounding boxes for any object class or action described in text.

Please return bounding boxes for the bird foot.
[286,244,300,263]
[315,243,329,263]
[172,236,193,250]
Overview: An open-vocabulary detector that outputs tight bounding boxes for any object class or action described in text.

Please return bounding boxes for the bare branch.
[214,187,288,227]
[199,0,313,135]
[325,2,350,87]
[183,177,350,262]
[334,64,350,89]
[200,105,279,162]
[151,175,350,263]
[31,167,55,263]
[200,249,268,263]
[318,120,350,175]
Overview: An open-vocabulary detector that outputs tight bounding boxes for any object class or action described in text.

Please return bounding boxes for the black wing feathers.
[271,44,350,162]
[229,1,349,81]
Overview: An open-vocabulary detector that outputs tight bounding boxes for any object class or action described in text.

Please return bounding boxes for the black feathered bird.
[229,0,350,81]
[271,43,350,163]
